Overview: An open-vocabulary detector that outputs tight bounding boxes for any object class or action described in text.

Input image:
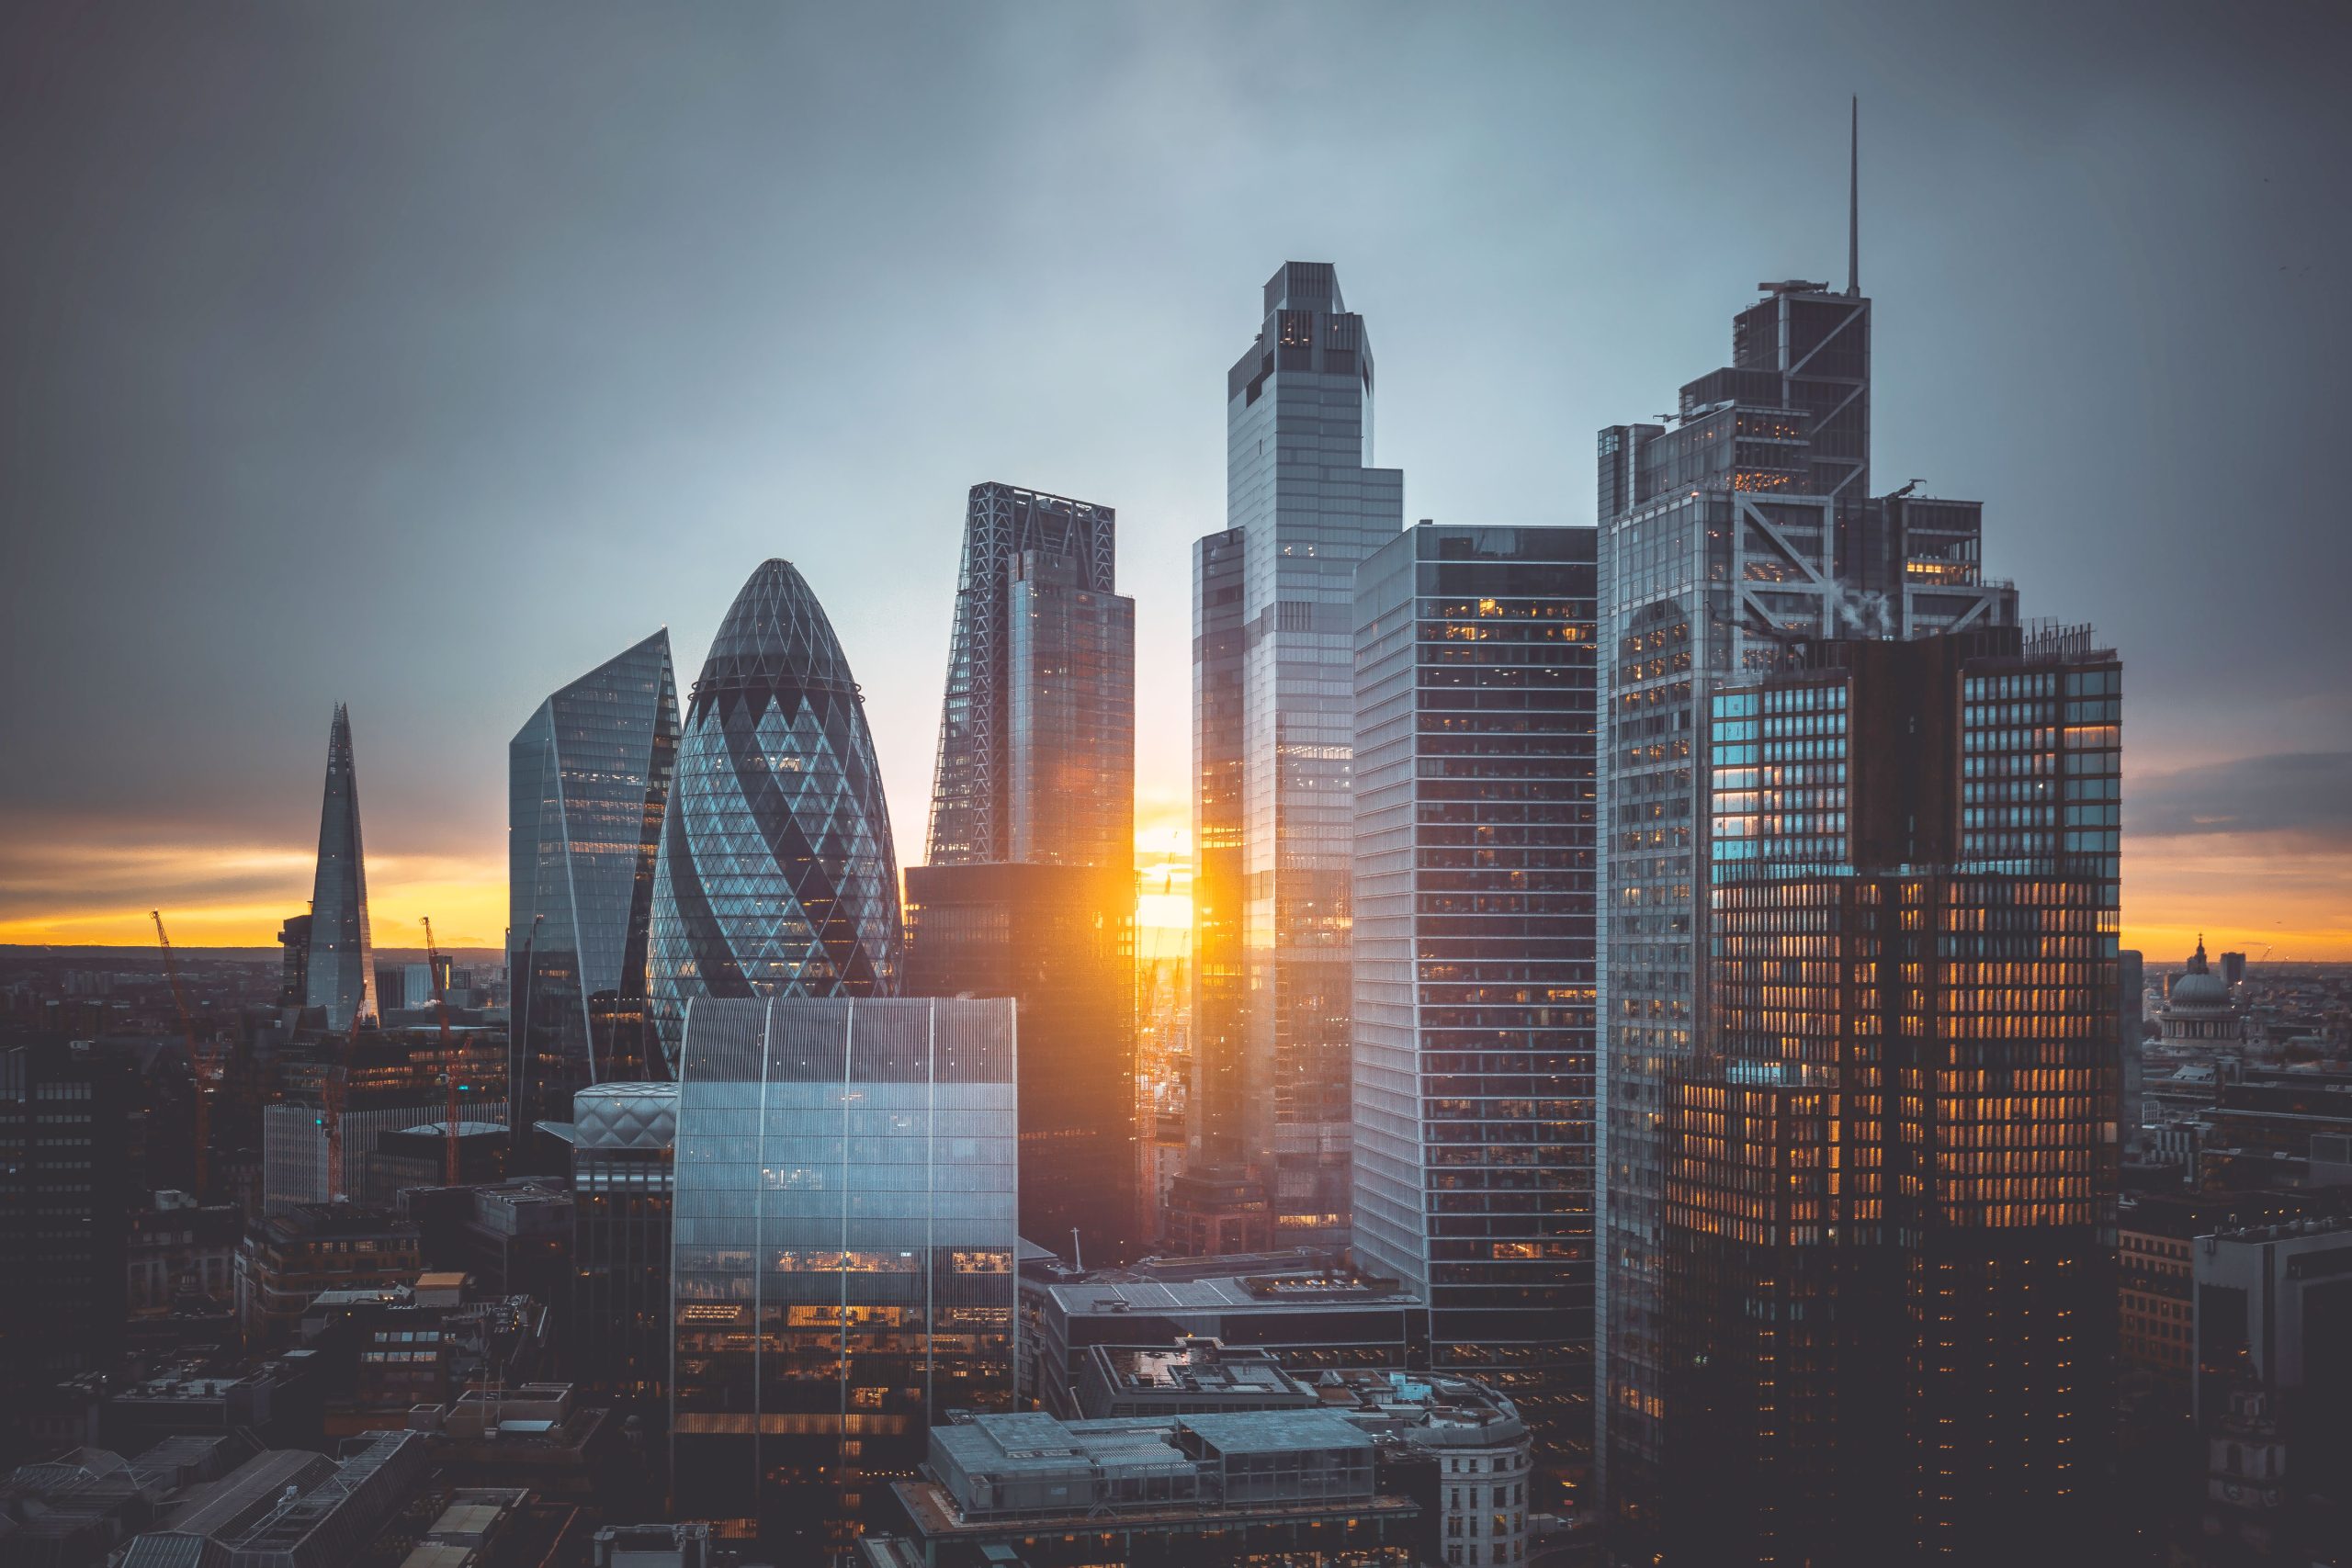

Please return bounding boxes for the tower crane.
[152,911,222,1200]
[424,917,463,1184]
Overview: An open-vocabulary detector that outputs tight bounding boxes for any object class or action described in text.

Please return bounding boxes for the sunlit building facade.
[302,703,378,1031]
[508,630,679,1159]
[668,996,1017,1556]
[647,560,901,1068]
[1592,274,2020,1531]
[1351,524,1600,1493]
[1190,261,1404,1251]
[1658,626,2121,1564]
[903,862,1136,1264]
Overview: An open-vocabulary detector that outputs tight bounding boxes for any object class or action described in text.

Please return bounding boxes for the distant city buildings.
[645,560,904,1067]
[668,996,1017,1555]
[1351,523,1600,1488]
[1190,261,1405,1256]
[301,704,378,1031]
[508,629,680,1162]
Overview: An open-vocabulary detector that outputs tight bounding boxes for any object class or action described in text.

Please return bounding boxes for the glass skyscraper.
[926,483,1131,871]
[508,629,679,1158]
[302,702,377,1031]
[909,481,1137,1264]
[1663,626,2120,1562]
[1351,523,1600,1495]
[1595,266,2032,1543]
[668,995,1018,1555]
[646,559,902,1069]
[903,861,1137,1263]
[1188,261,1403,1251]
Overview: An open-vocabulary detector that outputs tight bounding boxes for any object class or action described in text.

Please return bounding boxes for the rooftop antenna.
[1847,96,1860,297]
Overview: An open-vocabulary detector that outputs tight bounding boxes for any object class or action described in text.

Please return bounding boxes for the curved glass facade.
[668,996,1018,1554]
[509,630,678,1156]
[648,560,902,1069]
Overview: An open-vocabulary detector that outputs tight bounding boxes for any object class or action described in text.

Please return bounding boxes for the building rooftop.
[1047,1270,1418,1315]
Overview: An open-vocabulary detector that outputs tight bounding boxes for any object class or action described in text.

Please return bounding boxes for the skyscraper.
[1351,523,1600,1493]
[1188,261,1404,1251]
[645,559,901,1067]
[903,860,1136,1260]
[302,703,377,1031]
[1663,626,2120,1562]
[508,629,680,1156]
[668,995,1017,1555]
[908,482,1137,1262]
[926,483,1131,870]
[1594,264,2016,1528]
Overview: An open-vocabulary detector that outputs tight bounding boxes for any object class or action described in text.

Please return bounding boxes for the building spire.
[1847,96,1860,297]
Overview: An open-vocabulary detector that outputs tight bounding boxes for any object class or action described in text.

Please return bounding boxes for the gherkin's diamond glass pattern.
[648,560,901,1069]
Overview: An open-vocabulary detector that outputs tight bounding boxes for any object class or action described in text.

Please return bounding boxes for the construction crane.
[424,917,463,1185]
[152,911,222,1201]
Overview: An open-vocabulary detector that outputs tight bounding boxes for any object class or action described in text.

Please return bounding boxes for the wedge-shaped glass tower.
[508,629,679,1155]
[302,703,377,1031]
[647,560,901,1066]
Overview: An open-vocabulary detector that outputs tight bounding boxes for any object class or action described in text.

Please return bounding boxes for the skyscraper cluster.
[246,182,2124,1562]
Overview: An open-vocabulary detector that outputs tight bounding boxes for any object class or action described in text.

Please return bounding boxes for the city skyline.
[4,4,2348,960]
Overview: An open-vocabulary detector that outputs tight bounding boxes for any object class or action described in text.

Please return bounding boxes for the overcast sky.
[3,0,2347,954]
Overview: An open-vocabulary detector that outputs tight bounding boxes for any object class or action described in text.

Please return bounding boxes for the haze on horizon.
[2,1,2347,960]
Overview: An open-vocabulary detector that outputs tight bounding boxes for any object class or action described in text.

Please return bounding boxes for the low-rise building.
[234,1204,421,1346]
[1028,1263,1422,1416]
[127,1192,243,1319]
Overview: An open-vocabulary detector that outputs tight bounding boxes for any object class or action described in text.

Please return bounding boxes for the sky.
[2,1,2348,960]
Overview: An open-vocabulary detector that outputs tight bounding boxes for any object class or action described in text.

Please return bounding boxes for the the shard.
[302,703,377,1031]
[508,629,680,1156]
[646,560,901,1068]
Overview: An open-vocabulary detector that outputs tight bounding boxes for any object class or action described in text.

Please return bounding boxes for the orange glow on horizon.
[3,817,2344,962]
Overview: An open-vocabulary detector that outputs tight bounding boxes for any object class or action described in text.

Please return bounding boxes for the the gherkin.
[646,559,901,1068]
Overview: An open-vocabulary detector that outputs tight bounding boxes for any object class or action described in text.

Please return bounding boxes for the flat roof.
[1047,1274,1419,1315]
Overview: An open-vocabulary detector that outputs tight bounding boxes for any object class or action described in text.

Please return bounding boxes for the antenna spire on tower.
[1848,96,1860,297]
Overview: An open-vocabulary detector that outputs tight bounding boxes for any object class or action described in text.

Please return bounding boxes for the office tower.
[645,560,902,1068]
[1593,250,2020,1528]
[908,482,1137,1262]
[509,631,681,1158]
[571,1081,676,1409]
[1657,626,2121,1563]
[668,996,1017,1555]
[0,1043,130,1422]
[926,484,1132,869]
[1351,524,1600,1493]
[1188,261,1404,1251]
[277,913,311,1008]
[2219,949,2247,987]
[903,862,1136,1261]
[302,704,377,1031]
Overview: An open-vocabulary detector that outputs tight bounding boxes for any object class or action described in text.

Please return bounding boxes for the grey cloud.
[2131,752,2352,843]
